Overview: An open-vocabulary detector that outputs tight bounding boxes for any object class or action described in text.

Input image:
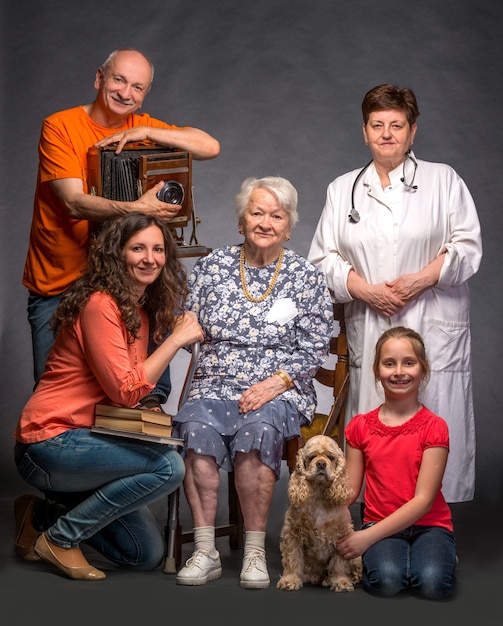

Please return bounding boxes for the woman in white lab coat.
[308,83,482,503]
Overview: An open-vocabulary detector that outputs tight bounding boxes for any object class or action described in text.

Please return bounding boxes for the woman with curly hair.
[13,212,203,581]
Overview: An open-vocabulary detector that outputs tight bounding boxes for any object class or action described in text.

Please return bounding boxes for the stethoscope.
[349,150,418,223]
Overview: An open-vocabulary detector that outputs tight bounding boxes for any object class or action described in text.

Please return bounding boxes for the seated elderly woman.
[173,176,333,589]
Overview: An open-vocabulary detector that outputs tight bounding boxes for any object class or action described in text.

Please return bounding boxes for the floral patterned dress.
[173,245,333,475]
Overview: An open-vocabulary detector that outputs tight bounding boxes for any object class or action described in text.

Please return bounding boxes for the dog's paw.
[277,574,303,591]
[351,556,363,583]
[324,576,356,592]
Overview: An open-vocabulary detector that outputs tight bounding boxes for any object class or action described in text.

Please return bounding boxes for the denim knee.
[129,533,166,571]
[363,560,408,597]
[412,565,456,600]
[85,510,167,571]
[410,526,457,600]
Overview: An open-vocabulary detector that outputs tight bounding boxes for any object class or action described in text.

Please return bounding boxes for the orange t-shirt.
[22,105,180,296]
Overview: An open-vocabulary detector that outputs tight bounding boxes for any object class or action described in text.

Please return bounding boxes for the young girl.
[14,212,203,581]
[337,326,457,600]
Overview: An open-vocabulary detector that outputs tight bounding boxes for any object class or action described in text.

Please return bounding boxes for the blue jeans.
[27,292,62,385]
[15,429,185,569]
[361,523,457,600]
[27,291,172,401]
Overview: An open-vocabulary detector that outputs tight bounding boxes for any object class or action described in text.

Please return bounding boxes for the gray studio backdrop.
[1,0,501,502]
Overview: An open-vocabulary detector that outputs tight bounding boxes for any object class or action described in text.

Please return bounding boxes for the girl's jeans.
[361,523,457,600]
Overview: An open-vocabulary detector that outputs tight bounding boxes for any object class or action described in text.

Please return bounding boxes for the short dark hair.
[361,84,420,126]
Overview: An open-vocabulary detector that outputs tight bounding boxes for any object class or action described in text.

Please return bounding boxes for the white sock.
[193,526,216,554]
[244,530,266,556]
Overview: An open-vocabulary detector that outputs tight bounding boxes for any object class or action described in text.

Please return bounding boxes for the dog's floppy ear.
[325,451,352,505]
[294,445,307,474]
[287,447,312,505]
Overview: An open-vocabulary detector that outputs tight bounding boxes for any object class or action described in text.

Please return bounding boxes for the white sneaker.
[176,549,222,586]
[240,551,270,589]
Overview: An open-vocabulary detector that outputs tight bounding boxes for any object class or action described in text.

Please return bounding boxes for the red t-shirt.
[22,105,181,296]
[345,406,453,531]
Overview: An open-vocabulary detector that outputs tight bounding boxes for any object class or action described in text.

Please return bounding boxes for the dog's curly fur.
[277,435,363,592]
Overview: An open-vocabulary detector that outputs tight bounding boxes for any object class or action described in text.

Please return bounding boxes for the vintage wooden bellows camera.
[88,142,211,257]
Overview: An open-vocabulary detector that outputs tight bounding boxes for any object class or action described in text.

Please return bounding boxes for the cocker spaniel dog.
[277,435,362,592]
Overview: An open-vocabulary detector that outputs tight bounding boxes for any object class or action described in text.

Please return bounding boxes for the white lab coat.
[308,154,483,502]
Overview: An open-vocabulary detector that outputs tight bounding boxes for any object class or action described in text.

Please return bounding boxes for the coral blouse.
[15,292,155,443]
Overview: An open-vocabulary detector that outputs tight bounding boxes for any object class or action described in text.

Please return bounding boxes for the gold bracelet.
[275,370,292,390]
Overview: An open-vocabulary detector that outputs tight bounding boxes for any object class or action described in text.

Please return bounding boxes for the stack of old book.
[92,404,183,445]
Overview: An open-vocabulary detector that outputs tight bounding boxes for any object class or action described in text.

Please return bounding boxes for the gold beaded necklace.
[239,245,284,303]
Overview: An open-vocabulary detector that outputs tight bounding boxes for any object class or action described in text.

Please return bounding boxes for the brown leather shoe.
[14,494,41,561]
[34,533,106,581]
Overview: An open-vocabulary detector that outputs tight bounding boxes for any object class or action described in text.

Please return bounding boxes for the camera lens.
[156,181,184,205]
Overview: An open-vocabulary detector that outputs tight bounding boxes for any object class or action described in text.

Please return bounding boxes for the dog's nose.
[316,460,326,470]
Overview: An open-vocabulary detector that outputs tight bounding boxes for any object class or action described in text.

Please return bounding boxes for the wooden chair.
[163,302,349,573]
[280,302,349,469]
[163,342,202,573]
[163,337,245,573]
